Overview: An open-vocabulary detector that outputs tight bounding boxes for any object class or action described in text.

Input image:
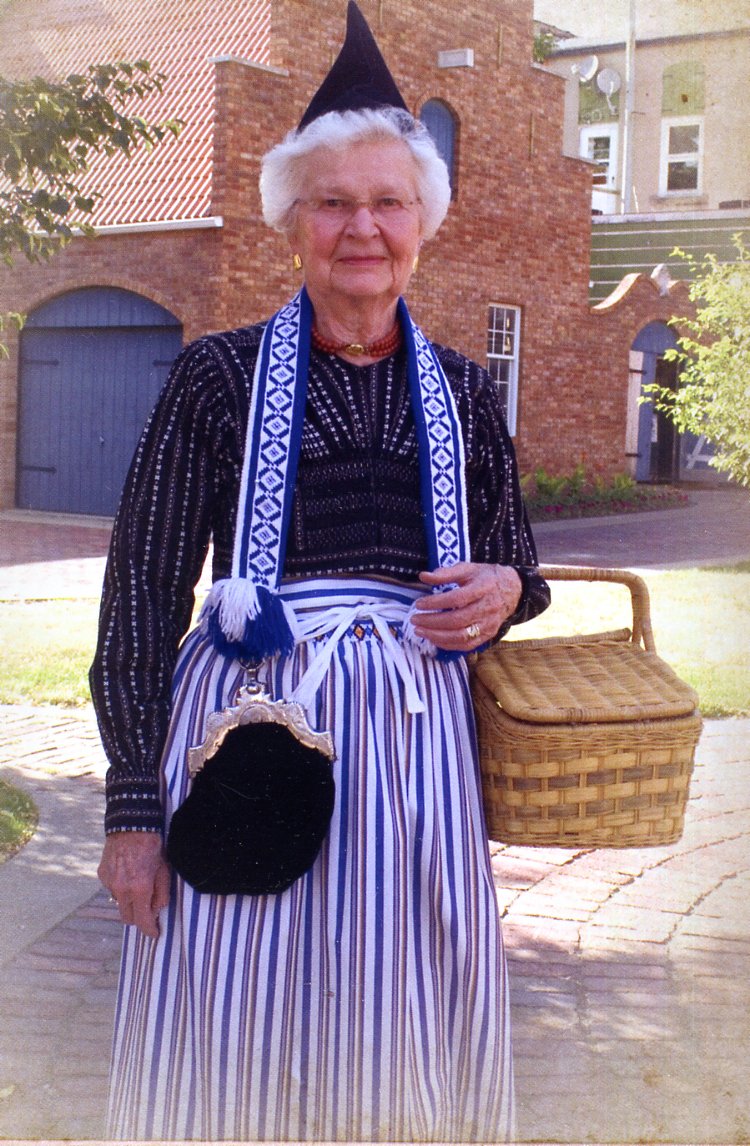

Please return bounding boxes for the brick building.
[0,0,688,516]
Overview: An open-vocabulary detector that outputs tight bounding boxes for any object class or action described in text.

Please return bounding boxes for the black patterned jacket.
[90,324,550,834]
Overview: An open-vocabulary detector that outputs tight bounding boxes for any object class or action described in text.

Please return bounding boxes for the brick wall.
[0,0,688,511]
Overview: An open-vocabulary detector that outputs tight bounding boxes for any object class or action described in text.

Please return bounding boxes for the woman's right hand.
[98,831,171,938]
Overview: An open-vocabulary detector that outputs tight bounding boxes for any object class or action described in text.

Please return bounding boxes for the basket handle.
[537,564,656,652]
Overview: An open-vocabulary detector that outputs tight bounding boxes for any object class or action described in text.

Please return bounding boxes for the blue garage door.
[17,287,182,516]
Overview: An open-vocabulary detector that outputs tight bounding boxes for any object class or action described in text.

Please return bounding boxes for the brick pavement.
[497,715,750,1144]
[1,705,748,1143]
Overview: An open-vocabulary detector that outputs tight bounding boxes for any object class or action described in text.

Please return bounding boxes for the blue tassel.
[437,647,466,663]
[206,586,295,661]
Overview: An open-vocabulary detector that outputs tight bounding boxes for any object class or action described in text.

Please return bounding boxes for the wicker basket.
[472,565,702,848]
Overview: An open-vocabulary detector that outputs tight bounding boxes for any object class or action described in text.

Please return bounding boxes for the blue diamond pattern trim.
[232,290,469,611]
[237,293,307,587]
[408,319,470,570]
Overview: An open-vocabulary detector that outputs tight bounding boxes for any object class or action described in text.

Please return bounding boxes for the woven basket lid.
[474,638,698,725]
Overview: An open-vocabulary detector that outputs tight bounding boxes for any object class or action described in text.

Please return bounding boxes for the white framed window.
[487,304,520,435]
[659,116,703,195]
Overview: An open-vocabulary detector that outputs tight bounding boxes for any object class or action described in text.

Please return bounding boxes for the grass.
[0,599,100,706]
[0,564,747,718]
[0,778,38,864]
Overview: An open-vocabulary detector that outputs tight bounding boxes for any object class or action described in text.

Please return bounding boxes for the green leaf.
[1,60,183,269]
[657,236,750,486]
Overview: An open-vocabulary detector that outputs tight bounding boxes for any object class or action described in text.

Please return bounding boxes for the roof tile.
[0,0,272,225]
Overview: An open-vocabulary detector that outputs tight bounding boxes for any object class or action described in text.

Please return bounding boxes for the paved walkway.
[0,490,748,1143]
[534,483,750,570]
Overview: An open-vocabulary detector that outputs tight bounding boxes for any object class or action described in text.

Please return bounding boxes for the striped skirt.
[107,578,514,1142]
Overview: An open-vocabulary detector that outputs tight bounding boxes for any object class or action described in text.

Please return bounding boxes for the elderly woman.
[92,3,549,1141]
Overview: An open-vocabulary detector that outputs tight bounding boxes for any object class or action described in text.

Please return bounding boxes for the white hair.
[260,107,451,240]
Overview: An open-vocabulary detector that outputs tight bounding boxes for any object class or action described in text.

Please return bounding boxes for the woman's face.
[288,137,424,316]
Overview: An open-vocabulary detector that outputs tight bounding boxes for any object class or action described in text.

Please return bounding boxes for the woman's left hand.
[412,562,522,652]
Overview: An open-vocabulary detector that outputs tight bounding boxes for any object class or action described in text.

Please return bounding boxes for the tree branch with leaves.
[645,236,750,487]
[0,59,181,351]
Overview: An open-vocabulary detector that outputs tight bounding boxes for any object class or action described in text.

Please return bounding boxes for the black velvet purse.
[166,678,336,896]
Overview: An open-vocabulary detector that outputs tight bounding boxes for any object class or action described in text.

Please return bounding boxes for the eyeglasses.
[298,196,420,224]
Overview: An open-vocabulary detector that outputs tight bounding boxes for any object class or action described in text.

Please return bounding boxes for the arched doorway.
[628,320,721,483]
[17,287,182,516]
[629,321,678,482]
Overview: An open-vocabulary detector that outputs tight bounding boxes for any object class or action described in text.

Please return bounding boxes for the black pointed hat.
[298,1,409,130]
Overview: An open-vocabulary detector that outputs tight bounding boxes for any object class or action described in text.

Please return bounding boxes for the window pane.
[487,309,515,353]
[588,136,612,188]
[588,135,611,163]
[487,304,519,433]
[488,327,513,356]
[669,124,699,154]
[667,158,698,190]
[488,358,510,384]
[487,362,509,418]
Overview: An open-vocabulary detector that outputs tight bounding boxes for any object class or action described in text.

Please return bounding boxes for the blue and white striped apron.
[107,578,514,1142]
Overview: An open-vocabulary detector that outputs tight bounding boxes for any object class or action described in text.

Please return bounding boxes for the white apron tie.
[276,579,436,715]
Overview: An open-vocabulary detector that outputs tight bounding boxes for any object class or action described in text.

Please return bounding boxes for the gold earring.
[412,255,420,273]
[292,253,303,271]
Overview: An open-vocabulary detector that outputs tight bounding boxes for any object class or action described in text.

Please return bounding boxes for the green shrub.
[523,466,688,521]
[532,467,570,499]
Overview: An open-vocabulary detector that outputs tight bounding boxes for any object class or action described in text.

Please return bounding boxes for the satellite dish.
[572,55,599,83]
[596,67,622,96]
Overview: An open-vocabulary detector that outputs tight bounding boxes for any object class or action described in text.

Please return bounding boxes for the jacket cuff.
[104,773,164,835]
[494,565,551,641]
